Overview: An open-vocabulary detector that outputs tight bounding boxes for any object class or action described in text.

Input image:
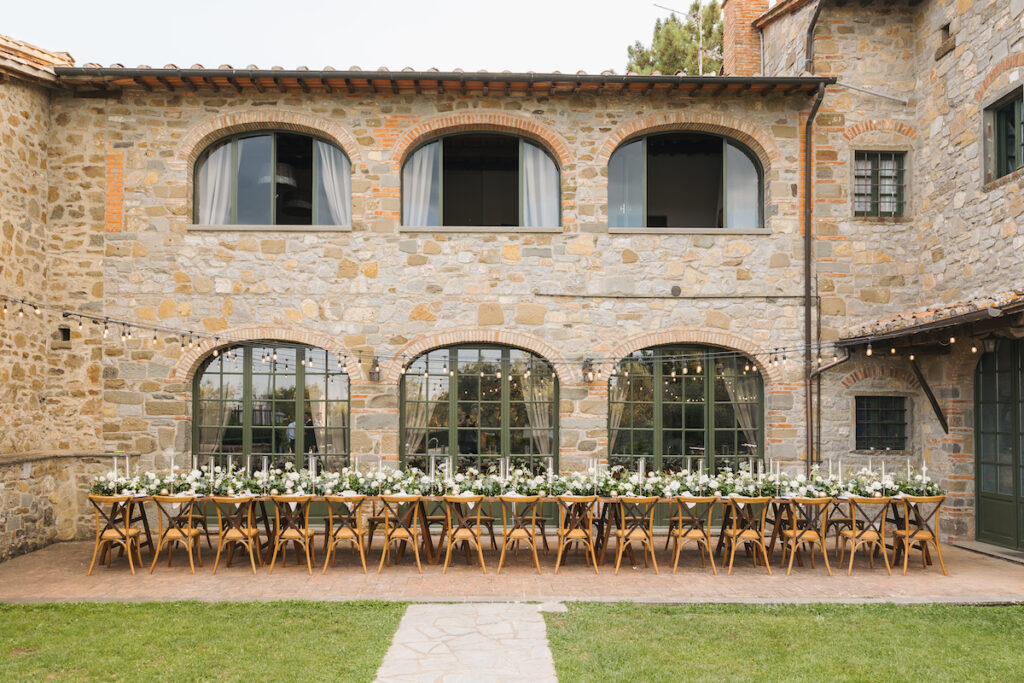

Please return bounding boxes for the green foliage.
[0,601,405,682]
[626,2,724,76]
[546,603,1024,682]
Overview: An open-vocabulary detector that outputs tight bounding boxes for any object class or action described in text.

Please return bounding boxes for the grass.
[0,601,406,682]
[544,602,1024,682]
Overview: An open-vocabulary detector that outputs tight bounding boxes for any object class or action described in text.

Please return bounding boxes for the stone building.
[1,0,1022,559]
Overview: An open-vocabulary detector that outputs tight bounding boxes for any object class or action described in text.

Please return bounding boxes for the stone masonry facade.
[1,0,1022,555]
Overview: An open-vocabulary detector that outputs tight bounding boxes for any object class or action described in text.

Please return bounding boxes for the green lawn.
[544,602,1024,682]
[0,601,405,682]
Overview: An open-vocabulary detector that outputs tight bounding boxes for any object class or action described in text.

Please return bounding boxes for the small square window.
[991,93,1023,180]
[854,151,905,217]
[855,396,907,451]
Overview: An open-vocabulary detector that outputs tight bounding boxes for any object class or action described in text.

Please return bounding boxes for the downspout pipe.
[804,82,827,477]
[804,0,825,74]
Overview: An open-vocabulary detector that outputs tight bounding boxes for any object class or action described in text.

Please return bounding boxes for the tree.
[626,2,724,76]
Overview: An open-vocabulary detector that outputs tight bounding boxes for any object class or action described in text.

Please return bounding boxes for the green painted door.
[975,340,1024,550]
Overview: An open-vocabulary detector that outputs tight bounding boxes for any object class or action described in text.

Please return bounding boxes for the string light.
[866,343,873,357]
[971,343,978,354]
[949,336,956,344]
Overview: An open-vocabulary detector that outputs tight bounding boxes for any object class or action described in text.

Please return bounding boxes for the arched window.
[608,132,763,229]
[193,343,350,468]
[195,132,351,226]
[608,345,763,472]
[402,133,560,227]
[400,345,558,471]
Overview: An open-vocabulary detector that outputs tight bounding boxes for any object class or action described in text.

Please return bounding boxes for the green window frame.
[608,345,764,472]
[853,151,906,217]
[192,343,350,469]
[854,395,907,451]
[400,344,559,472]
[400,133,562,227]
[193,131,351,226]
[607,133,764,229]
[994,93,1024,179]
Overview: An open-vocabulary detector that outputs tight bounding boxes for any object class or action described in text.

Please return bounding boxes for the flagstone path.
[373,602,561,682]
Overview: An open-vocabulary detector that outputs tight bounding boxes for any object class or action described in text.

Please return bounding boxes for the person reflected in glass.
[287,418,296,453]
[458,411,478,454]
[303,411,319,454]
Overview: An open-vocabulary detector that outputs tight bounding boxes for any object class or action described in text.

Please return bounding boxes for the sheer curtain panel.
[522,142,559,227]
[198,143,232,224]
[402,142,439,226]
[315,141,351,225]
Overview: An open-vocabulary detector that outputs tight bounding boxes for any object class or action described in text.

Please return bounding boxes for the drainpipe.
[804,0,825,74]
[804,82,827,477]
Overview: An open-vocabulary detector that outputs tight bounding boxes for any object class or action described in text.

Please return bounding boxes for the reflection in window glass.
[608,140,643,228]
[235,135,273,225]
[725,142,761,228]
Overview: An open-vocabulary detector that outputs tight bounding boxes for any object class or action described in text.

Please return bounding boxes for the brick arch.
[389,112,572,169]
[595,112,780,170]
[382,328,573,385]
[838,365,920,390]
[843,119,919,141]
[975,52,1024,103]
[176,110,363,167]
[606,328,783,386]
[169,324,362,381]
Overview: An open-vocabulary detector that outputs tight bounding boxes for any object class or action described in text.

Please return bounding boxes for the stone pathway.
[374,603,560,682]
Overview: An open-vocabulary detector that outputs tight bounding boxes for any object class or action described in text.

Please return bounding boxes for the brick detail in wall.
[975,52,1024,103]
[104,150,123,233]
[843,119,919,141]
[723,0,769,77]
[839,365,920,390]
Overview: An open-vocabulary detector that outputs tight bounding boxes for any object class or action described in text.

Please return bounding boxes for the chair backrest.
[673,495,717,532]
[271,495,312,534]
[88,494,134,541]
[324,495,366,533]
[617,496,659,536]
[211,495,255,535]
[555,495,597,534]
[787,496,831,536]
[900,495,944,538]
[727,496,772,534]
[847,496,890,540]
[152,495,198,535]
[380,495,420,535]
[443,495,484,534]
[498,495,541,534]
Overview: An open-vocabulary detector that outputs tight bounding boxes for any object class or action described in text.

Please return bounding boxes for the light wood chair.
[442,495,487,574]
[779,497,833,576]
[87,494,143,575]
[613,496,660,574]
[323,495,368,574]
[722,496,772,575]
[496,495,543,574]
[554,495,599,574]
[894,495,948,576]
[211,496,262,574]
[824,498,854,560]
[150,495,204,574]
[839,496,891,575]
[268,495,316,574]
[377,495,422,574]
[671,495,718,574]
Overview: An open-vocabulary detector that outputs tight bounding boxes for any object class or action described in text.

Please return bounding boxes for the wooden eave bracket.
[908,358,949,434]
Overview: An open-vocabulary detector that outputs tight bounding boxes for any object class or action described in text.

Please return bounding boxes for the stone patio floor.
[1,540,1021,604]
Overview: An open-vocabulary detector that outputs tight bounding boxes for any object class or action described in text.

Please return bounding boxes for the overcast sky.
[6,0,676,73]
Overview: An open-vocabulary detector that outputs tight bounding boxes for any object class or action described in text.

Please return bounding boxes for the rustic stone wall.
[0,452,109,561]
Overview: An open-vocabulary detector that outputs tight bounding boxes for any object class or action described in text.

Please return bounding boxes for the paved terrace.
[1,541,1021,604]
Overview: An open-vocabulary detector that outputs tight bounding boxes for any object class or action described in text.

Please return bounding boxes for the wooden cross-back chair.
[496,495,543,574]
[149,495,204,574]
[87,495,143,575]
[722,496,772,575]
[839,496,891,575]
[554,495,599,574]
[779,497,832,576]
[442,495,487,574]
[323,495,368,574]
[269,495,316,574]
[613,496,660,574]
[377,495,423,574]
[211,496,261,574]
[894,495,948,576]
[824,498,854,560]
[670,495,717,574]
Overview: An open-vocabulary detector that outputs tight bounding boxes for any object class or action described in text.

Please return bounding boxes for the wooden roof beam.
[273,77,287,93]
[297,78,310,93]
[132,77,152,92]
[155,76,174,91]
[251,78,265,94]
[225,76,243,93]
[201,75,220,92]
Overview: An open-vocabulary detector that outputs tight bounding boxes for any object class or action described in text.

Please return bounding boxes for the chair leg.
[649,539,659,574]
[124,541,135,575]
[247,539,258,574]
[786,539,797,575]
[377,540,389,573]
[530,539,542,574]
[412,538,422,574]
[322,543,333,574]
[269,538,281,573]
[819,540,832,576]
[902,538,910,575]
[588,540,599,575]
[705,540,717,575]
[932,539,948,576]
[727,538,737,575]
[554,540,565,574]
[443,534,454,574]
[614,539,625,575]
[476,539,487,574]
[357,538,368,574]
[149,538,164,574]
[497,538,509,574]
[672,537,682,574]
[87,539,101,576]
[304,540,313,575]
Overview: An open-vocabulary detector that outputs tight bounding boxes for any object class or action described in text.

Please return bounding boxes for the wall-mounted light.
[368,355,381,382]
[982,337,998,354]
[581,359,594,382]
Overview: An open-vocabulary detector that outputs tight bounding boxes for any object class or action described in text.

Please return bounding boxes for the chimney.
[722,0,769,76]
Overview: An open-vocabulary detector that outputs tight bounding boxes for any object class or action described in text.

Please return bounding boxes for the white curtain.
[316,141,351,226]
[522,142,559,227]
[402,142,438,226]
[526,373,554,456]
[723,373,761,453]
[198,144,232,224]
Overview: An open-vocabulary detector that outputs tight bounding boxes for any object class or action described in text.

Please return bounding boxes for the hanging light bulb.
[696,362,702,374]
[971,343,978,354]
[79,318,84,331]
[18,304,25,318]
[187,335,194,349]
[273,351,278,361]
[670,367,676,378]
[308,356,314,369]
[909,353,916,361]
[213,348,219,357]
[866,343,873,357]
[1,302,6,317]
[682,365,689,375]
[833,350,838,363]
[33,304,40,316]
[103,322,109,338]
[180,337,185,352]
[949,336,956,344]
[890,347,896,355]
[300,357,305,367]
